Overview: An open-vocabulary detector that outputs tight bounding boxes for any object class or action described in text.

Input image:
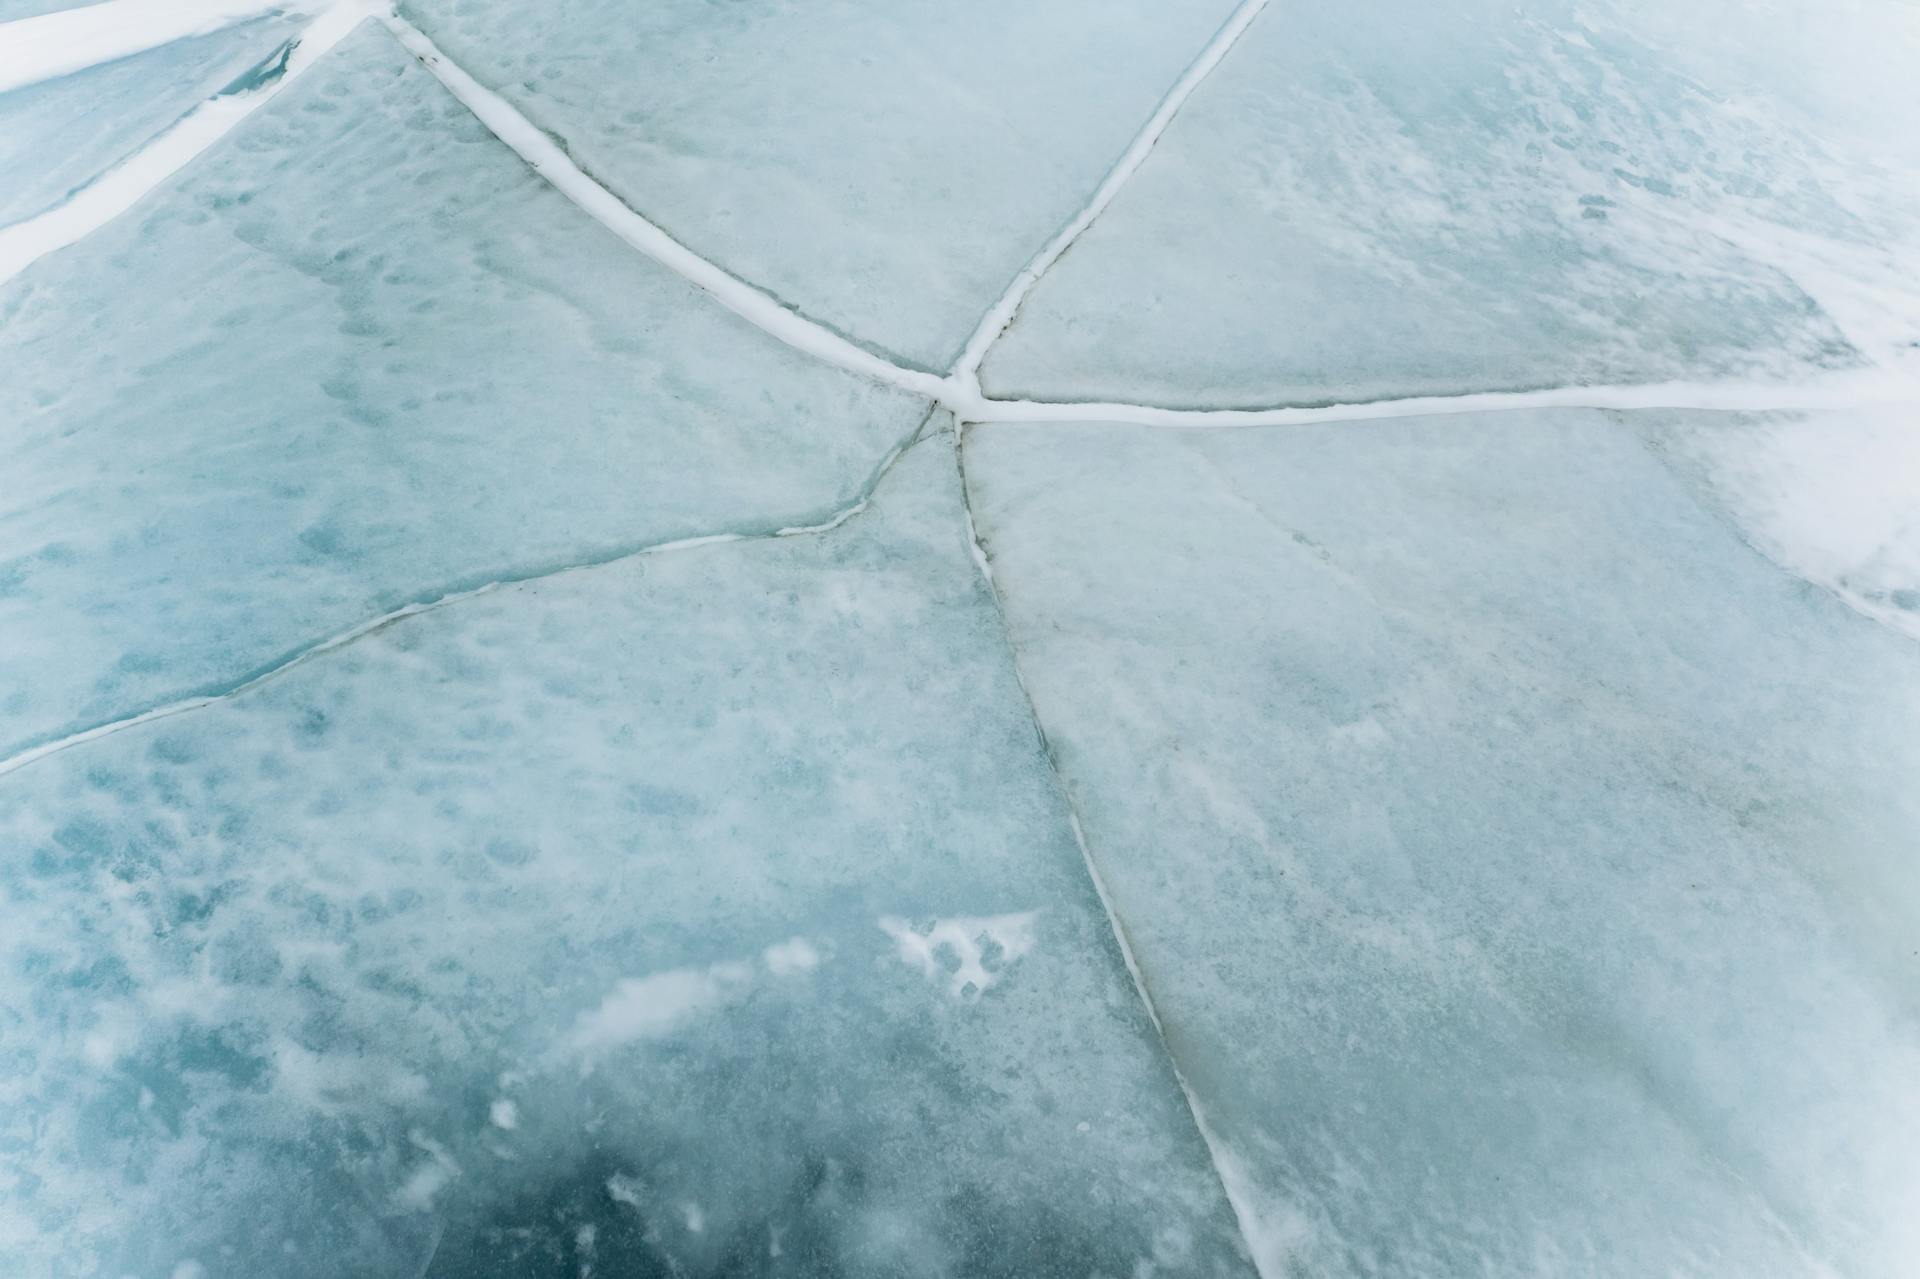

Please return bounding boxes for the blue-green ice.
[2,1,1917,1276]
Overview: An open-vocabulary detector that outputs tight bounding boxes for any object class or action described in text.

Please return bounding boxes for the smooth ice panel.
[1634,407,1920,643]
[0,22,929,762]
[0,18,299,229]
[395,0,1245,370]
[964,414,1920,1277]
[979,0,1920,407]
[0,431,1253,1278]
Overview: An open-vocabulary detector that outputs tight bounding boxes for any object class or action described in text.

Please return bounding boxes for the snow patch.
[762,936,822,976]
[878,911,1040,999]
[395,1132,459,1211]
[1647,406,1920,642]
[565,966,740,1054]
[565,935,826,1057]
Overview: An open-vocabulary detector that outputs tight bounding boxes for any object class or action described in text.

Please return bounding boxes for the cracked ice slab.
[979,0,1920,408]
[393,0,1249,371]
[964,413,1920,1277]
[0,21,929,763]
[0,16,300,231]
[0,431,1253,1278]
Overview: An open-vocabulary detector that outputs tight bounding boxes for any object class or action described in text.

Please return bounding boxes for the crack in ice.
[950,0,1274,399]
[0,0,302,95]
[377,9,952,404]
[0,407,936,782]
[951,425,1281,1276]
[0,0,374,284]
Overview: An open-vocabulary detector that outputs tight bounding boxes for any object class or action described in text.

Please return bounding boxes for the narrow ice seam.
[378,9,951,403]
[950,0,1274,396]
[0,408,936,781]
[951,427,1278,1277]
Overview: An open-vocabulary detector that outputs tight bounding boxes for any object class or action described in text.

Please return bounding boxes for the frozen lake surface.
[2,2,1918,1276]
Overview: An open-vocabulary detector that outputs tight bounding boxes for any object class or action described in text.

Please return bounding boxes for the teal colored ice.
[964,412,1920,1276]
[4,0,1919,1275]
[0,23,928,762]
[0,427,1255,1277]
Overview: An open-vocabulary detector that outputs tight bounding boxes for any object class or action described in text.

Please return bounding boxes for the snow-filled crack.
[0,405,937,782]
[950,0,1273,398]
[378,9,952,403]
[0,0,302,95]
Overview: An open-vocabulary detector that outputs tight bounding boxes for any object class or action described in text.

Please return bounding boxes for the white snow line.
[953,366,1920,428]
[0,414,935,781]
[378,9,950,404]
[0,0,301,94]
[949,0,1272,395]
[0,1,372,285]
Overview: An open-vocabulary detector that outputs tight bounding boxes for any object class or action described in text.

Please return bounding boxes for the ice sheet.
[978,0,1920,407]
[394,0,1246,370]
[0,18,298,230]
[0,429,1254,1278]
[964,413,1920,1276]
[0,22,928,763]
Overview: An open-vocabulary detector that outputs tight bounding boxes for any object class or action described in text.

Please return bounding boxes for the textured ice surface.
[0,430,1254,1278]
[1636,408,1920,643]
[0,23,928,762]
[980,0,1920,407]
[394,0,1245,370]
[6,0,1919,1274]
[964,414,1920,1276]
[0,18,297,229]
